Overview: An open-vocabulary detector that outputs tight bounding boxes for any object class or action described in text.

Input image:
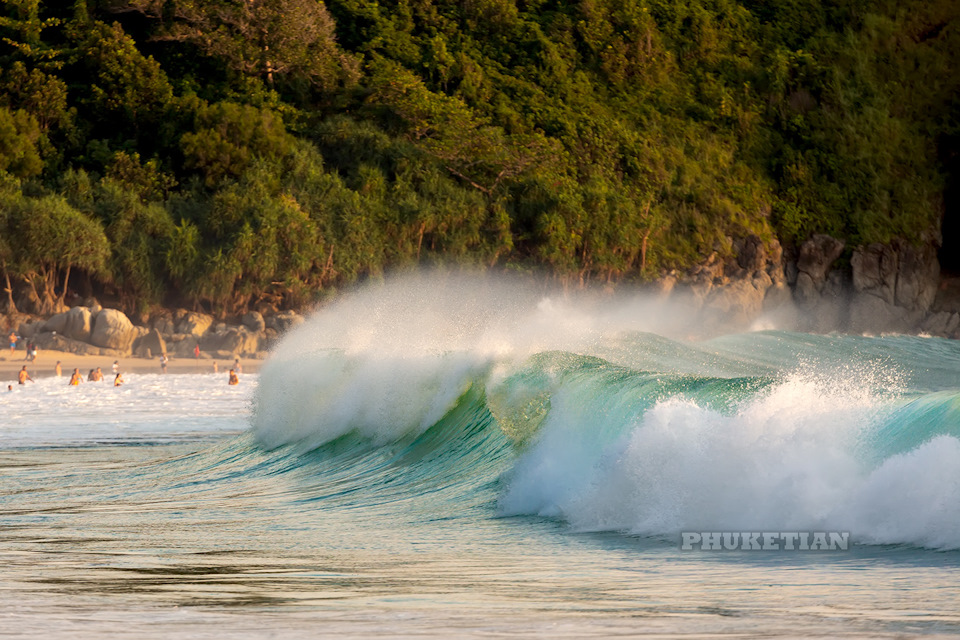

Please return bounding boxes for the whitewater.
[2,274,959,638]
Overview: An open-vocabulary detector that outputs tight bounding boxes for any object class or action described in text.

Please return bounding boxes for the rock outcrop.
[670,234,791,333]
[669,231,949,338]
[90,309,139,352]
[846,240,940,334]
[265,311,304,333]
[33,331,103,356]
[176,312,214,339]
[6,302,308,361]
[132,328,167,358]
[241,311,266,333]
[200,326,260,357]
[793,234,845,308]
[39,306,94,342]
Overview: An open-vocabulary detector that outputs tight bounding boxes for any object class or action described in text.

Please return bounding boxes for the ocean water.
[2,276,959,638]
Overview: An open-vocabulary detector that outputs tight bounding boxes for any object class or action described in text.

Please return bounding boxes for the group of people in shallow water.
[65,365,124,386]
[8,353,245,389]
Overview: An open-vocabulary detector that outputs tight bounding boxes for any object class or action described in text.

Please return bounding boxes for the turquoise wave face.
[251,278,960,550]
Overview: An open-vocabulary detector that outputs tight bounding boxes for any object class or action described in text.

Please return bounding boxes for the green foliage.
[0,105,41,177]
[179,98,296,186]
[94,177,176,310]
[78,21,174,126]
[111,0,359,90]
[0,190,109,313]
[0,0,955,315]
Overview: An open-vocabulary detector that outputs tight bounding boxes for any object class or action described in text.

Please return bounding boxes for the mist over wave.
[253,273,960,549]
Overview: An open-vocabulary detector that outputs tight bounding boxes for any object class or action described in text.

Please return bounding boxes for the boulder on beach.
[65,306,94,342]
[265,311,304,334]
[242,311,266,333]
[33,331,102,356]
[90,308,138,354]
[176,312,214,339]
[41,306,94,342]
[133,328,167,358]
[200,326,260,357]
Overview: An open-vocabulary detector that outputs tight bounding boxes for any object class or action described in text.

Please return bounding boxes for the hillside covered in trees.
[0,0,957,318]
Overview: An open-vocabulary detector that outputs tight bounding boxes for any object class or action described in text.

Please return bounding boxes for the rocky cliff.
[671,233,955,338]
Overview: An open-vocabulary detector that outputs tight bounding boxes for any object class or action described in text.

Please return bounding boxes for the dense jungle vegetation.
[0,0,957,316]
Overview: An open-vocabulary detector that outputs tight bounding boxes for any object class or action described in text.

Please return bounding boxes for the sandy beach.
[0,349,261,384]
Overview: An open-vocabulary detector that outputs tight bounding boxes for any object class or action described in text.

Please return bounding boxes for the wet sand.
[0,350,261,384]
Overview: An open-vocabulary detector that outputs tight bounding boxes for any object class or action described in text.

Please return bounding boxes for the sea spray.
[253,273,721,450]
[498,368,960,549]
[253,273,960,549]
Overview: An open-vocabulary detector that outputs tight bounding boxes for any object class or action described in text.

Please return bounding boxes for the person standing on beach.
[233,358,242,374]
[69,368,83,385]
[9,331,17,354]
[112,361,119,374]
[160,353,168,373]
[194,344,200,359]
[55,361,62,377]
[212,361,218,373]
[18,366,33,384]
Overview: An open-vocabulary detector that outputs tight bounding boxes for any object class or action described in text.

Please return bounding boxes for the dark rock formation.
[794,234,845,308]
[848,239,940,333]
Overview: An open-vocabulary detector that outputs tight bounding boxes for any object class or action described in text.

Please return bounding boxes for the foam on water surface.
[0,372,255,447]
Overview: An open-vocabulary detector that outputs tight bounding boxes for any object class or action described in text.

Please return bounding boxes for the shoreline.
[0,350,261,384]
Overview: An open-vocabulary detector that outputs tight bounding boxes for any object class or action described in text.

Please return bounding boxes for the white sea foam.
[499,372,960,549]
[0,373,254,447]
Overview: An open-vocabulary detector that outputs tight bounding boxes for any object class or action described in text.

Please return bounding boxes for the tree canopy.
[0,0,956,316]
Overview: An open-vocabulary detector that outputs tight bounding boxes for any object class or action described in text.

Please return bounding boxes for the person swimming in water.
[114,373,124,387]
[18,366,33,384]
[228,369,239,385]
[69,368,83,385]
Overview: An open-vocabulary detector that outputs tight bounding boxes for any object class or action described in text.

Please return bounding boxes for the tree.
[0,106,41,178]
[367,60,557,196]
[4,194,109,314]
[78,21,174,130]
[0,173,19,312]
[94,177,176,311]
[179,98,295,186]
[108,0,358,89]
[0,0,64,66]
